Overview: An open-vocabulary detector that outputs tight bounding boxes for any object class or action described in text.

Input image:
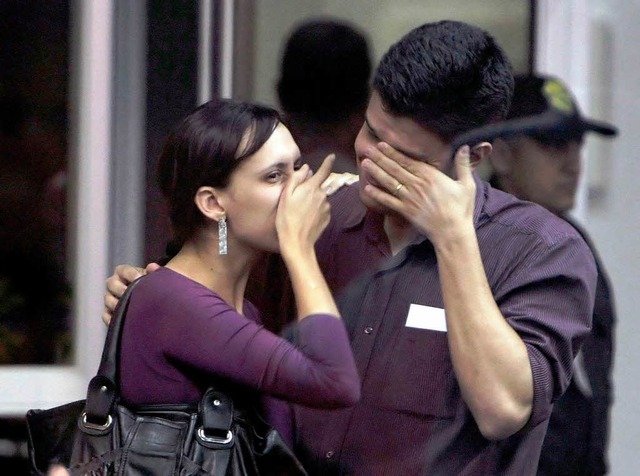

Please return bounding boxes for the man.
[106,21,596,474]
[277,17,371,174]
[488,74,617,475]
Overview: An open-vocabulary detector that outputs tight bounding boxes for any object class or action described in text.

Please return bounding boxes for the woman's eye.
[266,171,283,182]
[366,125,376,139]
[293,162,303,171]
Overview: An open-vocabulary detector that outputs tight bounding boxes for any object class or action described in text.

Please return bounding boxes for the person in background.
[276,17,372,174]
[105,21,597,474]
[488,74,617,475]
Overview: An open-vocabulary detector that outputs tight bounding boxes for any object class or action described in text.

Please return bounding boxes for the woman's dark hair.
[373,20,514,141]
[157,99,281,246]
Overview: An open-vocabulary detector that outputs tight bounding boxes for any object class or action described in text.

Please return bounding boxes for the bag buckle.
[196,427,233,445]
[81,412,113,431]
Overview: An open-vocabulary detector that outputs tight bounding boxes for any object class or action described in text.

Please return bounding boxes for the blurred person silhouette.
[488,74,617,475]
[277,17,372,174]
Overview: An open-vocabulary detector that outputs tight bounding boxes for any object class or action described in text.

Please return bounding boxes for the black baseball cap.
[507,74,617,142]
[450,74,618,155]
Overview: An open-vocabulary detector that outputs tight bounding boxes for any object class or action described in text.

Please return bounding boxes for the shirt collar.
[473,173,488,227]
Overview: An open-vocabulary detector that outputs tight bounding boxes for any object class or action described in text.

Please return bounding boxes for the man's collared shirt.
[293,178,596,475]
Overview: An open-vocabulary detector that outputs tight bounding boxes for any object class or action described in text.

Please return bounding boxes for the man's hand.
[102,262,160,325]
[360,143,476,246]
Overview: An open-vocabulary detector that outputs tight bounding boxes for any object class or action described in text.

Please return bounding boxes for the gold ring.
[393,183,404,197]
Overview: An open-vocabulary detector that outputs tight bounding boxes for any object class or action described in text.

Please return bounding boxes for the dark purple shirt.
[291,178,597,475]
[120,267,360,414]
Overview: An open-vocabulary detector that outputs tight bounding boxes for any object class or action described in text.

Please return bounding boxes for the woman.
[119,100,360,443]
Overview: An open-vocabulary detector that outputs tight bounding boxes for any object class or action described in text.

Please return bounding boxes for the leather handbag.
[26,277,307,475]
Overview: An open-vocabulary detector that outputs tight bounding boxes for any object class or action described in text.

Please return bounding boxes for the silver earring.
[218,215,228,255]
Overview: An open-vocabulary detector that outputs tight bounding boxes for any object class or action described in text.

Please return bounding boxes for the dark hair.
[372,20,514,141]
[157,99,281,246]
[277,18,372,123]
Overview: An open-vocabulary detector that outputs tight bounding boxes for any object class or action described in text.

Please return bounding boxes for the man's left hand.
[360,142,476,246]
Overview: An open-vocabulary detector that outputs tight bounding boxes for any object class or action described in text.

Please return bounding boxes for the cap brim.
[450,110,618,159]
[449,110,563,157]
[580,117,618,136]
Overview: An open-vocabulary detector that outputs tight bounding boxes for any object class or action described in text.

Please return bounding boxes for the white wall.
[587,1,640,473]
[537,1,640,473]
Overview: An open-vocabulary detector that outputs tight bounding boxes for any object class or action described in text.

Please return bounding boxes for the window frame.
[0,0,116,415]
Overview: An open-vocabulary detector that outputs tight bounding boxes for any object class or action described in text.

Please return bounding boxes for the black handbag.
[26,277,307,475]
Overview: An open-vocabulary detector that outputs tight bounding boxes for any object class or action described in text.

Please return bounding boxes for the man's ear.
[487,138,515,175]
[194,186,226,222]
[469,141,492,169]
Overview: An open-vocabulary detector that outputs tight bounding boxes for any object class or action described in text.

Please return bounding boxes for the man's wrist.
[431,222,476,253]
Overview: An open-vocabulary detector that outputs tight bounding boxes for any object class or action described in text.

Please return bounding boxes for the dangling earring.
[218,215,228,255]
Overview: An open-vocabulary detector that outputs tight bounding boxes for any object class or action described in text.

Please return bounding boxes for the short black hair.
[373,20,514,141]
[157,99,281,246]
[277,18,372,123]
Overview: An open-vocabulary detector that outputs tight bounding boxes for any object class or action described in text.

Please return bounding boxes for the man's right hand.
[102,263,160,325]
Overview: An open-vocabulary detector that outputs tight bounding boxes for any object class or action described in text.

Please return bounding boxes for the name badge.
[405,304,447,332]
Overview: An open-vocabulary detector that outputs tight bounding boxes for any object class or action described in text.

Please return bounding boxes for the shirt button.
[325,451,334,459]
[364,326,373,334]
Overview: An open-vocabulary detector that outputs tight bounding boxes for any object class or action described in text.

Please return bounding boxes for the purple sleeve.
[498,234,597,428]
[152,280,360,408]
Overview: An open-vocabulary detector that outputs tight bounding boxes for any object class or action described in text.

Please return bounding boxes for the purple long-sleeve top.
[119,267,360,417]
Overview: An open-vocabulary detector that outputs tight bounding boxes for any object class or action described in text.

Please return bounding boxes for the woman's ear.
[194,186,225,222]
[469,141,493,168]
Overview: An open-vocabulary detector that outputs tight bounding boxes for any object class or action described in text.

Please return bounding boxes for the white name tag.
[405,304,447,332]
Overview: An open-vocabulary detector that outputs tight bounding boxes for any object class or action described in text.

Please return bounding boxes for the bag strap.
[81,275,236,442]
[83,277,143,428]
[197,388,235,445]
